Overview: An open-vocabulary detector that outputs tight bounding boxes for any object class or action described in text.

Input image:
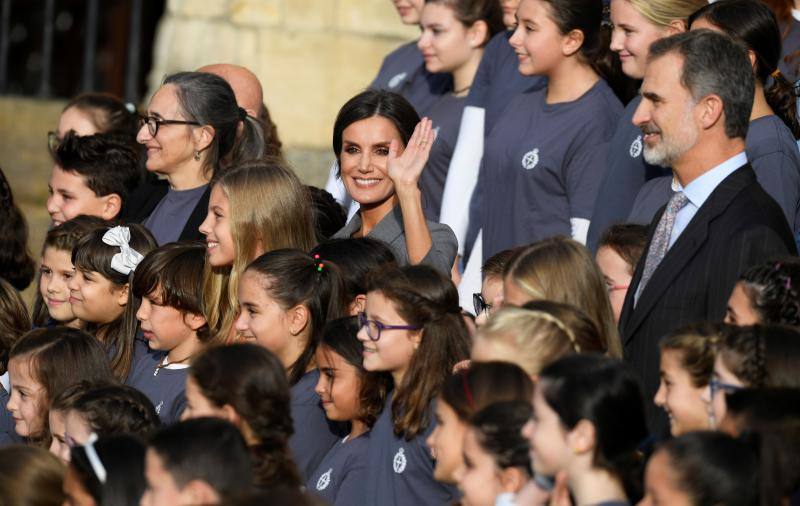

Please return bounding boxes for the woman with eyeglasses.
[357,264,470,506]
[124,71,266,245]
[704,324,800,429]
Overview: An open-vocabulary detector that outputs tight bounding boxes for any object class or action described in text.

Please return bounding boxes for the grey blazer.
[333,205,458,275]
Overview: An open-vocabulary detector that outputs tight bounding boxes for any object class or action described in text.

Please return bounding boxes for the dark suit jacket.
[121,179,210,243]
[619,164,797,435]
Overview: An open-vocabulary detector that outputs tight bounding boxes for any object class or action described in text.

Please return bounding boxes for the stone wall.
[149,0,417,184]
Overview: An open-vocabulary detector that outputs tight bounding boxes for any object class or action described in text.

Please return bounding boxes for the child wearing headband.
[66,434,147,506]
[69,224,156,381]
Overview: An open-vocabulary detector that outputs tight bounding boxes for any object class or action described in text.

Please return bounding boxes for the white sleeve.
[457,230,483,310]
[570,217,591,245]
[439,106,485,256]
[324,160,352,209]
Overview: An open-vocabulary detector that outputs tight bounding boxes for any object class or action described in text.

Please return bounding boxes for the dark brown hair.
[190,343,300,489]
[64,92,139,138]
[132,242,210,342]
[659,322,721,388]
[0,167,35,291]
[598,223,648,275]
[718,324,800,388]
[738,259,800,326]
[319,317,392,427]
[0,278,30,376]
[9,327,115,443]
[72,224,156,381]
[481,247,521,280]
[244,249,347,386]
[365,265,471,439]
[51,381,160,439]
[441,361,533,421]
[425,0,506,46]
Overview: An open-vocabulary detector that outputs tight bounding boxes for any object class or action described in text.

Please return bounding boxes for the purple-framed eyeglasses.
[358,312,420,341]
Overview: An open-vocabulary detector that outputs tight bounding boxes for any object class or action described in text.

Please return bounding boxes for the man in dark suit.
[619,30,797,435]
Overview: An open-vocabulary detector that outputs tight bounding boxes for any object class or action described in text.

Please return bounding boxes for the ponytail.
[542,0,637,103]
[244,249,347,386]
[230,113,268,167]
[690,0,800,138]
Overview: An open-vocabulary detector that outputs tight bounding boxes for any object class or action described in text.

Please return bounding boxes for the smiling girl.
[359,264,470,505]
[200,160,316,343]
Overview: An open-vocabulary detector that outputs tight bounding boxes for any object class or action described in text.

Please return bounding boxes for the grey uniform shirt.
[125,338,186,425]
[307,432,371,506]
[333,205,457,275]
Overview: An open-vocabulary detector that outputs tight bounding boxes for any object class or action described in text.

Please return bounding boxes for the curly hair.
[718,324,800,389]
[189,343,300,489]
[0,168,35,291]
[738,259,800,326]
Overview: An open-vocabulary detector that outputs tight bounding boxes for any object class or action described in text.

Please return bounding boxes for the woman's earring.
[194,151,201,161]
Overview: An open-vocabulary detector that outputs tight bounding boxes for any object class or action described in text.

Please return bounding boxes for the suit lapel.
[622,165,755,342]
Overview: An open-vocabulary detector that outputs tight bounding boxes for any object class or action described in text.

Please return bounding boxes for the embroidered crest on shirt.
[155,400,163,415]
[629,135,643,158]
[316,468,333,490]
[393,447,407,474]
[388,72,407,89]
[521,148,540,170]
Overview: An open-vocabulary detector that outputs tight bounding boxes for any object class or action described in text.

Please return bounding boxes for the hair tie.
[461,373,475,411]
[238,107,247,121]
[771,68,783,80]
[313,254,324,273]
[84,433,107,484]
[124,102,136,114]
[102,226,144,275]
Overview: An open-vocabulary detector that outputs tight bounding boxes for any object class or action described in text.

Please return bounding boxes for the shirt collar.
[0,371,8,393]
[671,152,747,208]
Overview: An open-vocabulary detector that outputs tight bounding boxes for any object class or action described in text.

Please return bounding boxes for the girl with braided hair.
[49,381,159,463]
[359,264,470,505]
[725,258,800,326]
[236,248,348,480]
[183,343,300,492]
[705,324,800,428]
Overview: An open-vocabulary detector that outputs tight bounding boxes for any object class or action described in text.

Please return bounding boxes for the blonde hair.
[627,0,706,28]
[476,307,582,376]
[203,159,317,342]
[504,237,623,358]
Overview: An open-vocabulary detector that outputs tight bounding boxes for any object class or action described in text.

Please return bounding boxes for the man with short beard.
[618,30,796,436]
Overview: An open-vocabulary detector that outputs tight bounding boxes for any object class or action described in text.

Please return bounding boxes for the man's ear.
[697,93,725,131]
[100,193,122,220]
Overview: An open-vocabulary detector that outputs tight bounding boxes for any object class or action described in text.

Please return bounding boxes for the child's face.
[236,271,298,368]
[6,357,47,438]
[596,245,634,324]
[357,291,420,380]
[48,409,71,463]
[426,399,468,484]
[46,165,115,226]
[137,287,204,356]
[39,247,78,324]
[654,349,709,436]
[315,345,362,423]
[455,428,506,506]
[68,269,128,325]
[639,450,693,506]
[64,409,93,448]
[724,282,760,326]
[141,449,201,506]
[508,0,566,77]
[198,185,236,267]
[522,384,569,476]
[181,376,227,421]
[475,276,503,327]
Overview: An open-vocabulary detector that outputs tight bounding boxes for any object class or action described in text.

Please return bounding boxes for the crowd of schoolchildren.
[2,0,800,504]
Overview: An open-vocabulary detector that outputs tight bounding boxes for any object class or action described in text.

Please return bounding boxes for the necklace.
[453,84,472,96]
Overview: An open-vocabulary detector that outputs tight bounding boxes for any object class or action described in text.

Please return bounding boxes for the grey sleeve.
[332,453,369,506]
[752,151,800,232]
[419,222,458,275]
[565,142,612,219]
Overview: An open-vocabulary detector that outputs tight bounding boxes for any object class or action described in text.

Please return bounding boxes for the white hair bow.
[102,226,144,275]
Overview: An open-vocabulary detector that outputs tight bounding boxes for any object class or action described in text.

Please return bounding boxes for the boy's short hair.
[131,242,208,340]
[149,418,252,497]
[482,248,521,280]
[52,131,140,202]
[598,223,648,274]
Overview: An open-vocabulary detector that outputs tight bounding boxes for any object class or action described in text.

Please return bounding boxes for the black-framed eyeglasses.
[47,131,60,154]
[709,378,743,399]
[139,115,200,137]
[358,312,421,342]
[473,293,492,316]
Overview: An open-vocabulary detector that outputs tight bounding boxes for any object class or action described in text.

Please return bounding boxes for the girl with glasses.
[125,71,266,245]
[358,264,470,506]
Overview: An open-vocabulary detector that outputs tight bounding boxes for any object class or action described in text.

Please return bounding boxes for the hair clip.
[317,263,324,272]
[771,68,783,80]
[102,226,144,275]
[84,432,107,484]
